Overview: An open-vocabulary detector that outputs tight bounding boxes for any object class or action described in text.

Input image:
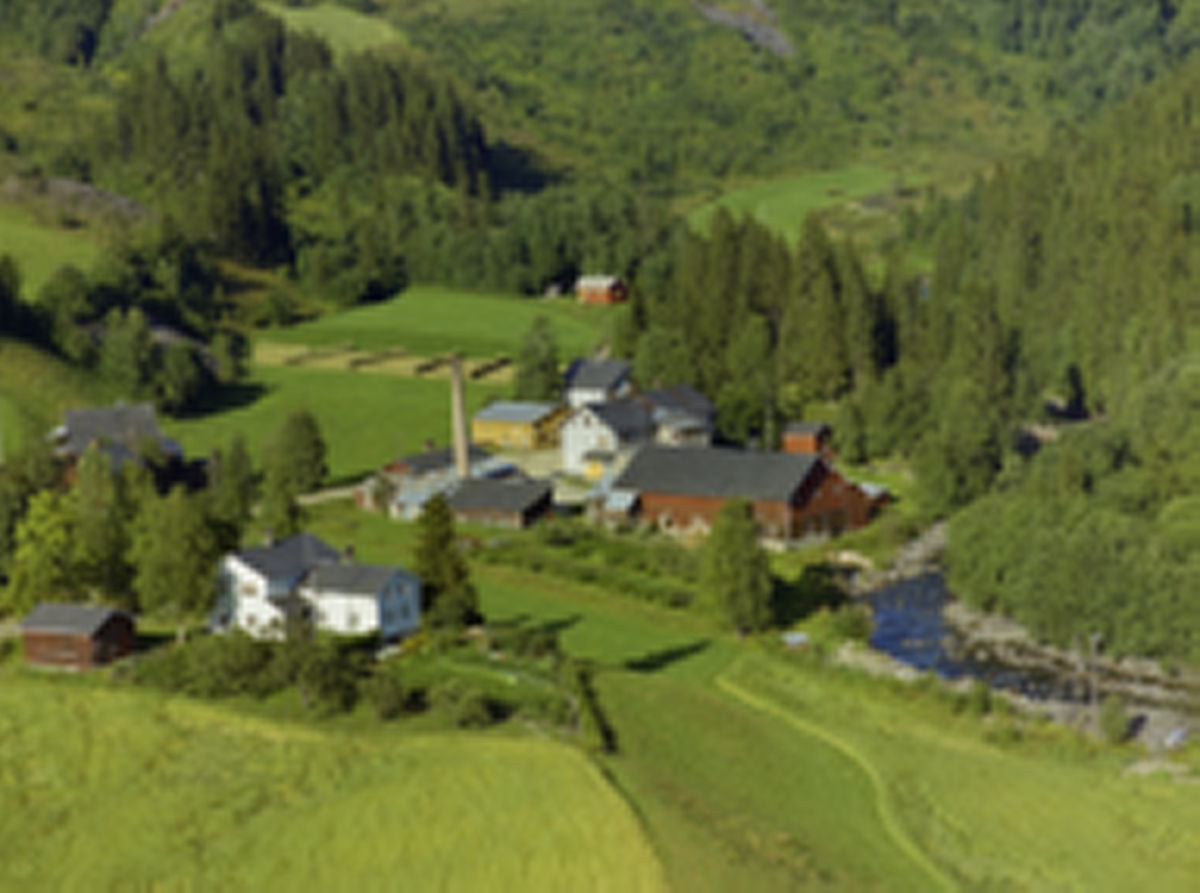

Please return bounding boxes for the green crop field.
[0,206,101,300]
[263,286,613,360]
[261,2,407,58]
[0,676,664,892]
[164,364,507,482]
[688,165,903,244]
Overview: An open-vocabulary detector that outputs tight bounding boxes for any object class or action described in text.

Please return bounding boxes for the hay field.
[265,286,612,360]
[0,206,101,299]
[163,364,507,481]
[0,675,664,892]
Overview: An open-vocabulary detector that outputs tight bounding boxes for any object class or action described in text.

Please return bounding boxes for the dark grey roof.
[589,399,654,440]
[234,533,342,581]
[306,564,405,597]
[565,358,632,391]
[614,445,822,503]
[785,421,831,436]
[394,444,491,476]
[20,603,130,636]
[448,478,553,514]
[639,385,715,421]
[57,404,182,460]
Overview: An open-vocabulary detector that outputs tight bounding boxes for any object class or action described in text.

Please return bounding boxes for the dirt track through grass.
[717,667,955,891]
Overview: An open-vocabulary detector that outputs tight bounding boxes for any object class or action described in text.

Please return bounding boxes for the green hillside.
[0,676,664,892]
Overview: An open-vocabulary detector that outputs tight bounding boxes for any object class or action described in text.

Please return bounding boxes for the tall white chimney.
[450,354,469,479]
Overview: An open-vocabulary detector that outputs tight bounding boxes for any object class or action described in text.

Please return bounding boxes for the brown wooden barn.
[447,478,554,529]
[575,275,629,306]
[612,445,874,540]
[19,603,135,671]
[782,421,833,456]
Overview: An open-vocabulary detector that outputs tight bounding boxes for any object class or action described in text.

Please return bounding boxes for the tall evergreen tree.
[513,316,561,401]
[701,499,773,634]
[415,494,479,629]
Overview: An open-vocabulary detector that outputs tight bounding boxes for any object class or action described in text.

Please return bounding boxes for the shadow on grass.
[772,563,845,629]
[624,639,710,673]
[184,381,271,420]
[134,629,176,655]
[529,614,582,638]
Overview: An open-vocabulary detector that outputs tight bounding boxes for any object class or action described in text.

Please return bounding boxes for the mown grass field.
[263,286,613,360]
[261,2,407,58]
[0,674,664,892]
[164,364,507,482]
[0,205,101,299]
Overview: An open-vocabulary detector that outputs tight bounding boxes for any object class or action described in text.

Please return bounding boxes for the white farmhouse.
[561,399,655,477]
[211,533,421,640]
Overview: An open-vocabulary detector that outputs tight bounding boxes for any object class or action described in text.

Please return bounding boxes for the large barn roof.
[448,477,553,514]
[614,445,821,503]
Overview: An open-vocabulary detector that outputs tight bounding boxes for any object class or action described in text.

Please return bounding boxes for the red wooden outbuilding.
[20,603,135,671]
[575,275,629,306]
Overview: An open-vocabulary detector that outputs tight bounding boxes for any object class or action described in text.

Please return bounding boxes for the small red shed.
[20,603,135,671]
[575,275,629,306]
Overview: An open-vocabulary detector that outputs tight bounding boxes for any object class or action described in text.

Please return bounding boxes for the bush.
[429,677,507,728]
[363,669,427,721]
[966,680,993,717]
[1099,696,1129,745]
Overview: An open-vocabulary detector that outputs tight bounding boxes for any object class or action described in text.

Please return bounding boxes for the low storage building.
[447,477,554,529]
[20,603,135,671]
[575,275,629,306]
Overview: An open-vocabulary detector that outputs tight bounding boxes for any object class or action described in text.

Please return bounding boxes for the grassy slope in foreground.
[0,205,101,299]
[263,286,613,360]
[163,365,506,482]
[0,676,664,892]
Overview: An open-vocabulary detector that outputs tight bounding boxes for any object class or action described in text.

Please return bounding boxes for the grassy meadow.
[261,2,407,58]
[164,364,507,482]
[0,675,664,892]
[263,286,613,360]
[0,206,102,299]
[688,165,902,244]
[0,338,113,450]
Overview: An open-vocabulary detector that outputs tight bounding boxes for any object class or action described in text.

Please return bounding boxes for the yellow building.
[471,401,569,450]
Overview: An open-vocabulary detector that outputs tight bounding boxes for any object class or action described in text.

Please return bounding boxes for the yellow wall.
[473,408,569,450]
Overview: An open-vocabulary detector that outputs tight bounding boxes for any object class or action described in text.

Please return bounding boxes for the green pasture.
[0,677,663,892]
[0,338,113,450]
[721,655,1200,890]
[164,364,506,482]
[264,286,613,360]
[261,2,407,58]
[0,206,101,299]
[688,165,903,244]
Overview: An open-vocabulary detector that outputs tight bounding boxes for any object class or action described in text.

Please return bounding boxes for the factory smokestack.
[450,354,469,479]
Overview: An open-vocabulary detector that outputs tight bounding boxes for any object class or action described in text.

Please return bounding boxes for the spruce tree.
[415,494,479,629]
[513,316,561,401]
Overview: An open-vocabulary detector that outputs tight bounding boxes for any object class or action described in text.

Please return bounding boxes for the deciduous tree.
[701,499,773,633]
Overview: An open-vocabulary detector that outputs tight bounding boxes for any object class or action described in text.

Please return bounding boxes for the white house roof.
[306,564,404,597]
[564,358,632,391]
[234,534,341,581]
[473,401,559,425]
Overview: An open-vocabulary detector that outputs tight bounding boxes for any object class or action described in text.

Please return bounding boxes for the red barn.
[612,445,874,540]
[782,421,833,456]
[20,603,135,671]
[575,275,629,306]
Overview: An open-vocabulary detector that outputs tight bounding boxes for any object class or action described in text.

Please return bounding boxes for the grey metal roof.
[473,401,558,425]
[565,358,632,391]
[639,385,715,421]
[614,445,822,503]
[394,444,491,476]
[20,603,130,636]
[56,403,183,461]
[306,564,404,597]
[448,478,553,514]
[785,421,832,436]
[235,533,342,581]
[589,399,654,440]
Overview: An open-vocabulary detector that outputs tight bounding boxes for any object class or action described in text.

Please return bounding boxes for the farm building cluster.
[356,356,890,543]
